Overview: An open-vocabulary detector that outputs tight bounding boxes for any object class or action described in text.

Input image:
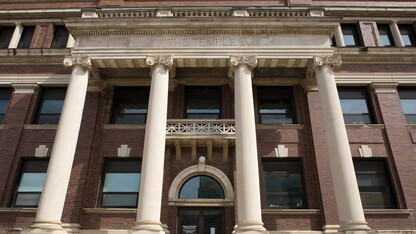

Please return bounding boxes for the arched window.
[179,175,224,199]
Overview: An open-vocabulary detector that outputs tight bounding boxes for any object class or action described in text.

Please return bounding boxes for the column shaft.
[390,21,405,47]
[231,56,266,234]
[8,23,23,48]
[313,56,370,232]
[134,56,172,233]
[334,26,346,47]
[31,61,90,231]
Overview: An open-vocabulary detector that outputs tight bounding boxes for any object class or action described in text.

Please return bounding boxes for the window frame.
[17,26,35,49]
[97,159,142,208]
[398,24,416,47]
[184,86,222,119]
[110,86,150,124]
[0,26,15,49]
[50,25,69,48]
[0,88,12,124]
[353,159,397,209]
[398,87,416,124]
[338,87,374,124]
[257,86,297,124]
[11,159,48,208]
[377,24,395,47]
[262,159,306,209]
[341,24,362,47]
[34,88,67,124]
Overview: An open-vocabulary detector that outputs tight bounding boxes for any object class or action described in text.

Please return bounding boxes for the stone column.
[29,56,91,232]
[229,56,267,234]
[133,56,173,234]
[334,25,346,47]
[8,23,23,48]
[390,21,405,47]
[309,56,371,232]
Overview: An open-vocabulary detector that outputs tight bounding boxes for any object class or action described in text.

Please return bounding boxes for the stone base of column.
[161,224,170,234]
[29,220,63,231]
[131,220,165,234]
[234,221,268,234]
[339,221,371,233]
[322,225,341,233]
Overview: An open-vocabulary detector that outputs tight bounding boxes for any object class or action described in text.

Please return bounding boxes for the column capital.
[370,82,398,94]
[63,56,92,70]
[12,83,38,94]
[307,55,342,79]
[145,55,174,69]
[228,55,258,78]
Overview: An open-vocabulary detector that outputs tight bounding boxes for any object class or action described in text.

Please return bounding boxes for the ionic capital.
[145,55,174,69]
[63,56,92,70]
[228,55,258,78]
[307,55,342,79]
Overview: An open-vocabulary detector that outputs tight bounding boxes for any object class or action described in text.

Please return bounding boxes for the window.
[341,24,361,47]
[0,89,12,123]
[378,24,395,47]
[258,86,296,124]
[111,87,149,124]
[398,88,416,123]
[35,88,66,124]
[17,26,35,48]
[354,160,396,209]
[339,88,373,124]
[263,160,305,208]
[13,160,48,207]
[98,160,141,208]
[51,26,69,48]
[398,25,416,47]
[185,86,221,119]
[330,36,336,46]
[179,176,224,199]
[0,26,14,48]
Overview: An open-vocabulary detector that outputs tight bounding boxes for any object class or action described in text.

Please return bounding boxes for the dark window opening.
[378,24,395,47]
[111,87,149,124]
[179,176,225,199]
[263,160,305,209]
[330,36,337,46]
[185,86,221,119]
[35,88,66,124]
[17,26,35,48]
[341,24,361,47]
[51,26,69,48]
[0,89,12,123]
[258,86,296,124]
[339,88,373,124]
[399,25,416,47]
[12,159,48,207]
[354,160,396,209]
[398,88,416,123]
[98,160,141,208]
[0,27,14,49]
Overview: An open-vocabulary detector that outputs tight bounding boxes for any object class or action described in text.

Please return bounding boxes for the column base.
[28,220,64,231]
[322,225,341,233]
[131,220,165,234]
[234,221,268,234]
[339,220,371,233]
[161,224,170,234]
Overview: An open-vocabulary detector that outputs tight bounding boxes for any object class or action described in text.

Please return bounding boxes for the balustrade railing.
[166,119,235,135]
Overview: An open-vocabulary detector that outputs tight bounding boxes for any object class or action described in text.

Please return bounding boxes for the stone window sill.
[168,199,234,207]
[405,124,416,129]
[0,208,36,213]
[83,208,136,214]
[364,209,413,215]
[261,209,320,215]
[256,124,304,130]
[345,124,385,129]
[103,124,146,129]
[24,124,58,129]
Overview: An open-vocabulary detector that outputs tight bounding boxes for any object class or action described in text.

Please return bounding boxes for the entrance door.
[178,208,224,234]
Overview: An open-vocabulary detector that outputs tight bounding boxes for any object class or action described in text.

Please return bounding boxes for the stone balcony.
[166,119,235,161]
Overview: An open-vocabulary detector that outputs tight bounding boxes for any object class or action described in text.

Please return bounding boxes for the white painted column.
[229,56,267,234]
[8,23,23,48]
[66,34,75,48]
[390,21,405,47]
[30,56,91,232]
[310,56,371,232]
[133,56,173,234]
[334,25,346,47]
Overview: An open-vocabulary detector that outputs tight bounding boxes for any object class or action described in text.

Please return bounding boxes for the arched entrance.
[168,165,234,234]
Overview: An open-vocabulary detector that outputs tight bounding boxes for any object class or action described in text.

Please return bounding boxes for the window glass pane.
[399,25,416,46]
[258,87,295,124]
[353,160,395,209]
[399,89,416,123]
[0,89,12,123]
[378,24,394,46]
[338,88,372,124]
[103,173,140,192]
[101,194,138,207]
[14,193,42,207]
[185,87,221,119]
[400,100,416,114]
[17,173,46,192]
[17,26,35,48]
[179,176,224,199]
[51,26,69,48]
[111,87,149,124]
[0,27,14,48]
[35,89,66,124]
[40,100,64,114]
[263,161,304,208]
[342,24,360,46]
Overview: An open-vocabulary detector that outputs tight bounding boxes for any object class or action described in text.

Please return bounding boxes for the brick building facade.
[0,0,415,234]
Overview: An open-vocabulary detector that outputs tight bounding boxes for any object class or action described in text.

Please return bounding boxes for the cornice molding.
[340,57,416,63]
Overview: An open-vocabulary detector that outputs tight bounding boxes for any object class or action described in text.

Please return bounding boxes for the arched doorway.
[168,165,234,234]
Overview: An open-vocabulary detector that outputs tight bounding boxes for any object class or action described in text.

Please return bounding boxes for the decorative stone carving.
[63,56,92,70]
[145,55,174,69]
[117,145,131,157]
[358,145,372,158]
[35,145,49,158]
[228,55,258,78]
[12,83,38,94]
[274,144,289,158]
[307,55,342,79]
[166,121,235,135]
[300,79,318,92]
[370,82,398,94]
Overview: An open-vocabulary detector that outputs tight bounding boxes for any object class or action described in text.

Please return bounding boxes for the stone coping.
[261,209,320,215]
[0,208,36,213]
[364,209,413,215]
